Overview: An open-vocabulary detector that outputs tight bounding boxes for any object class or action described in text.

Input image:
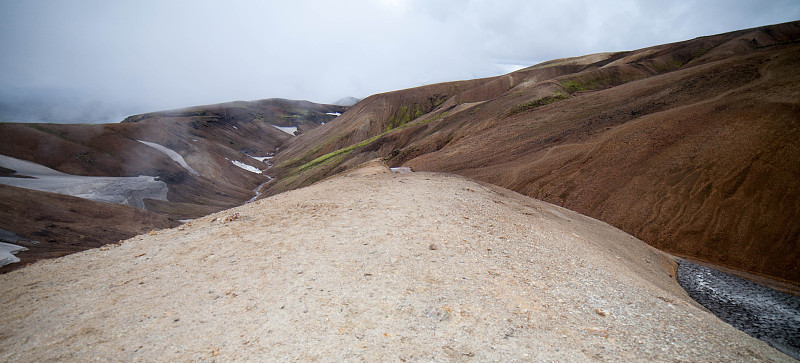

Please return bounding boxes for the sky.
[0,0,798,123]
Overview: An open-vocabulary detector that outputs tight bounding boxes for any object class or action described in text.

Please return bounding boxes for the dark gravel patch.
[677,260,800,360]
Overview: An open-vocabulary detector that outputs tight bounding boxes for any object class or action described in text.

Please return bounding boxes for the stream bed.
[677,260,800,360]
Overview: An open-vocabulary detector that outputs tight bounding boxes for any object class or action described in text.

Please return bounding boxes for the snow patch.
[391,167,413,173]
[272,125,297,135]
[0,154,65,176]
[231,160,262,174]
[0,242,27,267]
[0,154,168,209]
[137,140,199,176]
[248,155,273,162]
[326,112,342,116]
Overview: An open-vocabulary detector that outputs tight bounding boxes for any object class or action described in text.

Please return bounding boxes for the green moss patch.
[506,94,570,117]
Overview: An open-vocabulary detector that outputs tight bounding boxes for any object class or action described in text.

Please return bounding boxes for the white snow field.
[271,125,297,135]
[248,155,273,163]
[0,154,168,209]
[137,140,200,176]
[0,242,27,267]
[231,160,262,174]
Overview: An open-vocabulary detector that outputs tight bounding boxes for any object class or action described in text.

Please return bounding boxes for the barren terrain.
[266,21,800,285]
[0,98,345,269]
[0,162,792,361]
[0,184,178,273]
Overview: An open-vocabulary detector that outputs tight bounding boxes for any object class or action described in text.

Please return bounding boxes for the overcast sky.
[0,0,798,122]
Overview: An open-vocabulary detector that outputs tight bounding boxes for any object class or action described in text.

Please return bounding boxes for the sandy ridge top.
[0,162,791,361]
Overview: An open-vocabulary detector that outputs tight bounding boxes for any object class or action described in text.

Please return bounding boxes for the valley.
[262,21,800,287]
[0,20,798,361]
[0,98,346,269]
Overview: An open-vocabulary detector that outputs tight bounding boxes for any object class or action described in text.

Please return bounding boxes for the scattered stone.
[224,212,240,223]
[585,327,609,338]
[424,307,450,322]
[595,308,607,317]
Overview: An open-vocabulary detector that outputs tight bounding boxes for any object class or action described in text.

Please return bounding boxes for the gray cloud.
[1,0,798,123]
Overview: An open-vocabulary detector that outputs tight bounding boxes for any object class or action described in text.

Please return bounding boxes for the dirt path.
[0,162,791,361]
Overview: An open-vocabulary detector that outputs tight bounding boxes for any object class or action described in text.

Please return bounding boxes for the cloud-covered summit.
[1,0,798,123]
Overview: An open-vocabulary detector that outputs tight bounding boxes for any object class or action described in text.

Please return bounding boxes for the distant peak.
[332,97,360,106]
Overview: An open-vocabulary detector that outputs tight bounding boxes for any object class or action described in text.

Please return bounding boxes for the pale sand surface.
[0,162,791,361]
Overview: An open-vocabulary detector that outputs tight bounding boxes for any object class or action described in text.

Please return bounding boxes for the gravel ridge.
[0,162,792,361]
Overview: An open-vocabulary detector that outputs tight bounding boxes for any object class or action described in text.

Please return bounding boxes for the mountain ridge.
[263,20,800,285]
[0,98,347,270]
[0,161,791,361]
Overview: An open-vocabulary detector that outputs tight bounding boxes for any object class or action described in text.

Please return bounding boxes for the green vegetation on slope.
[507,94,570,117]
[282,110,451,180]
[386,104,425,131]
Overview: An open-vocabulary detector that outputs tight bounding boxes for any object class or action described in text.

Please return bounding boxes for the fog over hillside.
[1,0,798,123]
[0,87,145,124]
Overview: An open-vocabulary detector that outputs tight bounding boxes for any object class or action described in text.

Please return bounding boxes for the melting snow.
[0,242,27,267]
[137,140,200,176]
[248,155,273,162]
[272,125,297,135]
[231,160,262,174]
[326,112,342,116]
[0,154,168,209]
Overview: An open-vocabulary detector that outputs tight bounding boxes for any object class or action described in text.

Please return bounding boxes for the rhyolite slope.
[265,21,800,285]
[0,162,791,361]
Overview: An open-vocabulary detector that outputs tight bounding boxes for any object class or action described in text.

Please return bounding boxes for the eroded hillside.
[0,98,346,270]
[264,21,800,284]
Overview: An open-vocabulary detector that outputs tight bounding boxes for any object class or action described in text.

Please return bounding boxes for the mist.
[1,0,798,123]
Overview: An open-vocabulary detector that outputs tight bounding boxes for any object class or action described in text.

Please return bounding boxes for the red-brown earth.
[0,184,179,273]
[265,21,800,286]
[0,98,346,271]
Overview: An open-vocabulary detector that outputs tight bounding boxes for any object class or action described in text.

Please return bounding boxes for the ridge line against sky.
[1,0,798,123]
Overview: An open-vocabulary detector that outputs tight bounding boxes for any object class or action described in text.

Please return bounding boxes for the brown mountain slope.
[264,21,800,284]
[0,184,178,273]
[0,98,345,270]
[0,98,346,216]
[0,162,791,361]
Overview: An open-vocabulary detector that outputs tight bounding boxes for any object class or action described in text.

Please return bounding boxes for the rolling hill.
[0,162,791,361]
[262,21,800,285]
[0,98,346,269]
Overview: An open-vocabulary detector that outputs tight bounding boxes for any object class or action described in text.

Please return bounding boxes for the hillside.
[0,184,178,273]
[0,162,791,361]
[0,98,346,270]
[264,21,800,285]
